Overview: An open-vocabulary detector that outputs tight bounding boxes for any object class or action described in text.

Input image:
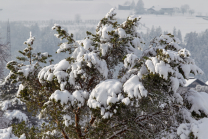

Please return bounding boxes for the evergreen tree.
[177,29,182,42]
[173,27,177,36]
[134,0,145,14]
[155,26,162,37]
[180,4,190,15]
[130,0,136,10]
[1,9,208,139]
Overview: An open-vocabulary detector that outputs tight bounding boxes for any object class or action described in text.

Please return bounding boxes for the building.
[118,0,135,10]
[147,6,179,15]
[118,5,131,10]
[147,6,162,14]
[178,77,208,94]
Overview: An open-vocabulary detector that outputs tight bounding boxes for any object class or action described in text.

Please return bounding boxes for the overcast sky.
[0,0,208,21]
[1,0,207,10]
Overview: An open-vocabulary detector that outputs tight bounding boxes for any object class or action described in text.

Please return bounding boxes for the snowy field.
[1,0,208,38]
[139,14,208,37]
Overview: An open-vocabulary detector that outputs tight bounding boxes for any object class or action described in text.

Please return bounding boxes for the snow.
[117,28,126,38]
[131,37,143,50]
[83,38,93,50]
[100,43,112,56]
[3,110,28,122]
[0,127,26,139]
[177,118,208,139]
[124,54,138,69]
[170,77,179,93]
[0,100,11,111]
[49,90,73,106]
[48,89,88,107]
[18,64,36,78]
[88,79,122,107]
[24,32,35,46]
[84,52,108,78]
[123,75,147,99]
[186,89,208,116]
[145,60,155,74]
[128,15,142,21]
[72,90,85,105]
[184,78,197,87]
[19,134,26,139]
[140,14,208,38]
[0,127,18,139]
[101,25,114,40]
[191,118,208,139]
[155,61,173,80]
[105,8,116,18]
[177,89,208,139]
[122,98,130,105]
[88,79,122,118]
[1,7,207,138]
[38,59,71,89]
[63,115,72,127]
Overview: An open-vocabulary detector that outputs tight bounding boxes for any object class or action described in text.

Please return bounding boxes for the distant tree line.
[183,29,208,81]
[0,21,207,82]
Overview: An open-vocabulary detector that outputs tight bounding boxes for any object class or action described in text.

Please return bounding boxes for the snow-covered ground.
[0,0,208,38]
[139,14,208,37]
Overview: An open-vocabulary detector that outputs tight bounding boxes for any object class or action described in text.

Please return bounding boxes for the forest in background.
[0,20,207,81]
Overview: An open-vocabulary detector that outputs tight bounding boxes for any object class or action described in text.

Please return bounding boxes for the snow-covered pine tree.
[177,29,183,42]
[1,8,208,139]
[0,32,52,138]
[134,0,145,14]
[173,27,177,36]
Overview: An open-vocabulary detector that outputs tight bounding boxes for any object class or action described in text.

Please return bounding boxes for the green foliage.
[12,121,39,139]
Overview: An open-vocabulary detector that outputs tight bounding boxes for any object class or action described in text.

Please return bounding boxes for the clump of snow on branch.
[177,118,208,139]
[84,52,108,78]
[123,75,147,99]
[48,90,88,107]
[0,127,25,139]
[17,64,36,78]
[24,32,35,46]
[186,89,208,115]
[3,110,28,122]
[88,79,123,118]
[124,54,138,69]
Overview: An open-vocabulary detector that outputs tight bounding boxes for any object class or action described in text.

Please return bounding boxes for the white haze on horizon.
[0,0,208,21]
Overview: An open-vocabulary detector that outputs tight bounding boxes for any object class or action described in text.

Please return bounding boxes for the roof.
[149,6,161,11]
[148,6,178,12]
[184,77,208,88]
[118,5,131,10]
[184,77,196,87]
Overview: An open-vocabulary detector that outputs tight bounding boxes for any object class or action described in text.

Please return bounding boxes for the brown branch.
[111,111,163,137]
[55,120,69,139]
[84,116,96,133]
[61,129,69,139]
[90,116,96,125]
[87,77,95,91]
[75,108,82,139]
[108,129,128,139]
[78,80,83,89]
